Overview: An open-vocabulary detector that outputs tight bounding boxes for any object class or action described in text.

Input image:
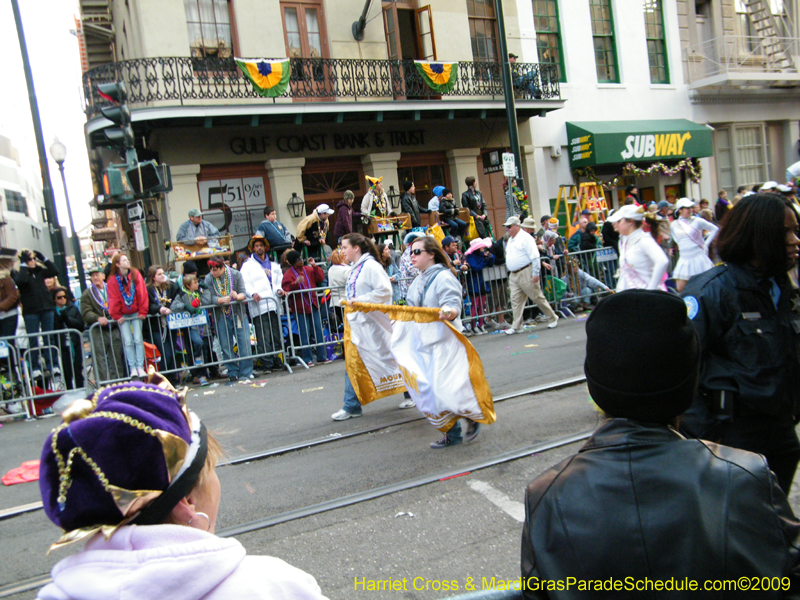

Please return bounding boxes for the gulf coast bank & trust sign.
[229,130,426,155]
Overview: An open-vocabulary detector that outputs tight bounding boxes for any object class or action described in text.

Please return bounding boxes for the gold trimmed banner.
[348,303,495,431]
[235,58,291,98]
[414,61,459,94]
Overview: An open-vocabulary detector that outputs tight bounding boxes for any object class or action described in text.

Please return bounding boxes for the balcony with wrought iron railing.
[82,56,561,119]
[684,35,800,89]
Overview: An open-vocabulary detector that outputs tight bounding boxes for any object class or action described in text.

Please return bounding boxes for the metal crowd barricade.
[282,283,347,369]
[90,297,291,387]
[0,328,87,420]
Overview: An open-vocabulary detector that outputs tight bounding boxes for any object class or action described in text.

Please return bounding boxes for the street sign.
[595,247,619,263]
[502,152,516,177]
[168,311,208,330]
[132,221,146,251]
[127,200,144,222]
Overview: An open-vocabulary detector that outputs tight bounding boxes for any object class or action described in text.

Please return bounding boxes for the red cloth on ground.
[2,460,40,485]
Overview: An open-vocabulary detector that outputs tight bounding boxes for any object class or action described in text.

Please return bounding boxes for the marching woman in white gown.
[670,197,719,293]
[608,204,669,292]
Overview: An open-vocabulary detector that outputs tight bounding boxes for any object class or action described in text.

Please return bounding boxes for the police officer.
[681,193,800,493]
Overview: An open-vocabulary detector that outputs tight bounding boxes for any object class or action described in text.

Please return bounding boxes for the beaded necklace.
[116,272,136,308]
[317,215,329,241]
[91,283,108,312]
[211,266,234,316]
[291,265,314,308]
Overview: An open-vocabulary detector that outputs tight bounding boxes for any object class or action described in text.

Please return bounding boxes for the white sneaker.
[5,401,24,414]
[504,328,517,335]
[536,314,549,323]
[137,367,148,377]
[463,325,474,337]
[51,367,62,376]
[331,409,361,421]
[398,399,416,409]
[548,317,559,329]
[476,326,487,335]
[31,369,42,379]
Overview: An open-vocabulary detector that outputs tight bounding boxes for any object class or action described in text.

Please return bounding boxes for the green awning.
[566,119,714,168]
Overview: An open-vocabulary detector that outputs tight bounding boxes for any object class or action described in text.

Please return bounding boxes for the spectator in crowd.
[564,258,610,312]
[333,191,360,241]
[44,276,57,291]
[107,253,149,379]
[579,221,601,251]
[681,194,800,494]
[282,251,328,367]
[378,243,401,304]
[461,177,490,238]
[397,231,423,300]
[171,274,211,386]
[295,204,334,259]
[442,236,468,273]
[0,248,20,371]
[542,230,566,278]
[361,176,389,223]
[670,198,719,293]
[535,215,550,241]
[503,178,523,219]
[601,211,620,255]
[521,290,800,598]
[255,206,293,255]
[504,216,558,334]
[428,185,444,212]
[52,287,84,389]
[176,208,220,246]
[714,189,732,223]
[326,248,352,331]
[624,184,639,205]
[81,266,126,383]
[438,188,466,239]
[37,377,329,600]
[146,265,180,380]
[240,236,284,373]
[698,208,715,224]
[401,181,429,229]
[656,200,673,219]
[13,249,60,379]
[203,257,254,382]
[464,237,495,336]
[760,181,780,193]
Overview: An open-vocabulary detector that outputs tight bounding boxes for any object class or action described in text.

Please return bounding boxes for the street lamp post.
[49,138,87,293]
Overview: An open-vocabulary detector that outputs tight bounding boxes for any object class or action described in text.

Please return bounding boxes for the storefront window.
[301,167,363,214]
[713,123,771,195]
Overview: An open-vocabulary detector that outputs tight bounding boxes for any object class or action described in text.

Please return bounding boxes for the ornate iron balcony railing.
[82,56,561,118]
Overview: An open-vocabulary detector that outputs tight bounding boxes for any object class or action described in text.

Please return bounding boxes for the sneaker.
[398,398,416,409]
[198,376,209,386]
[138,367,148,377]
[430,436,462,449]
[51,367,62,376]
[548,317,559,329]
[503,328,517,335]
[465,420,481,442]
[474,326,486,335]
[31,369,42,379]
[5,401,24,414]
[331,409,362,421]
[306,362,315,368]
[319,358,333,365]
[535,314,549,323]
[229,375,239,382]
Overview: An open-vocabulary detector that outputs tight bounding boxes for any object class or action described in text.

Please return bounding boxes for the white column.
[361,152,402,213]
[166,164,201,242]
[522,144,552,220]
[266,157,306,233]
[446,148,482,206]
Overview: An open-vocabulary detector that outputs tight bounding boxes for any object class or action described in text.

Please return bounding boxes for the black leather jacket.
[681,263,800,423]
[521,419,800,599]
[461,188,486,218]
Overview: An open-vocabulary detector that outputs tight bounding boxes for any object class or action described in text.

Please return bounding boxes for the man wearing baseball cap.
[521,291,800,596]
[503,215,558,334]
[176,208,221,247]
[295,203,335,259]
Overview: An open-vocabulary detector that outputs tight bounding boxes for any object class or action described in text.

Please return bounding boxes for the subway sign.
[566,120,714,168]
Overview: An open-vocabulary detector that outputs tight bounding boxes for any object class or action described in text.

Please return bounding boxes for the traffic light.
[97,82,134,150]
[126,161,162,195]
[102,168,129,198]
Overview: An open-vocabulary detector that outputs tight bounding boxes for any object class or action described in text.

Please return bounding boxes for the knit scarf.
[251,252,272,271]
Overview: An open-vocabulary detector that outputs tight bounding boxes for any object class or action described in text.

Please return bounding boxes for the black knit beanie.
[402,180,413,192]
[584,290,699,423]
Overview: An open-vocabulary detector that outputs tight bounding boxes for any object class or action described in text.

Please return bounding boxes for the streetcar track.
[0,375,586,523]
[0,427,592,598]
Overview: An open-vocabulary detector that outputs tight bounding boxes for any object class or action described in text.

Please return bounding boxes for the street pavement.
[2,315,800,599]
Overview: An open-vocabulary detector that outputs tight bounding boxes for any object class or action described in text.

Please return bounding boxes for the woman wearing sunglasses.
[52,287,84,389]
[331,233,393,421]
[406,236,480,448]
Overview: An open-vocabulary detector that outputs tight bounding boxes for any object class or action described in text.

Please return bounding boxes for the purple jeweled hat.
[39,370,207,551]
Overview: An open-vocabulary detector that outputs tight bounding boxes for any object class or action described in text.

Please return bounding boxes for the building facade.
[0,135,54,257]
[80,0,564,258]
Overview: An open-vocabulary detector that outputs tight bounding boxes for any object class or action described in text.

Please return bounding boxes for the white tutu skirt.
[673,253,714,280]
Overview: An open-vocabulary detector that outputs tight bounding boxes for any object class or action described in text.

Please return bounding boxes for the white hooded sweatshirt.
[38,525,328,600]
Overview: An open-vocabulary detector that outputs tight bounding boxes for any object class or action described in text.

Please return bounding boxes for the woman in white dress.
[608,204,669,292]
[670,197,719,293]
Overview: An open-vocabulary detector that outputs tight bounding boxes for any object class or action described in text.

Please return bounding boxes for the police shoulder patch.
[684,296,699,320]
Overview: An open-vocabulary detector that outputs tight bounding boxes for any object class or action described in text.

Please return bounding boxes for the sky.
[0,0,93,231]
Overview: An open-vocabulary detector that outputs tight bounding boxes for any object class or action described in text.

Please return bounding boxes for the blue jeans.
[23,310,56,372]
[446,218,467,237]
[216,310,253,379]
[118,316,144,373]
[342,371,362,415]
[296,309,326,363]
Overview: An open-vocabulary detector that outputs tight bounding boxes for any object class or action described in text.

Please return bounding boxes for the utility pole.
[10,0,68,284]
[493,0,523,186]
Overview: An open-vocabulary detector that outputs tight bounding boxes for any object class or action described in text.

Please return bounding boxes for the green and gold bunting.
[235,58,291,98]
[414,61,458,93]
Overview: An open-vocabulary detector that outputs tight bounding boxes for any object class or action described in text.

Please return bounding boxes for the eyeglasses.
[410,249,426,256]
[55,295,66,300]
